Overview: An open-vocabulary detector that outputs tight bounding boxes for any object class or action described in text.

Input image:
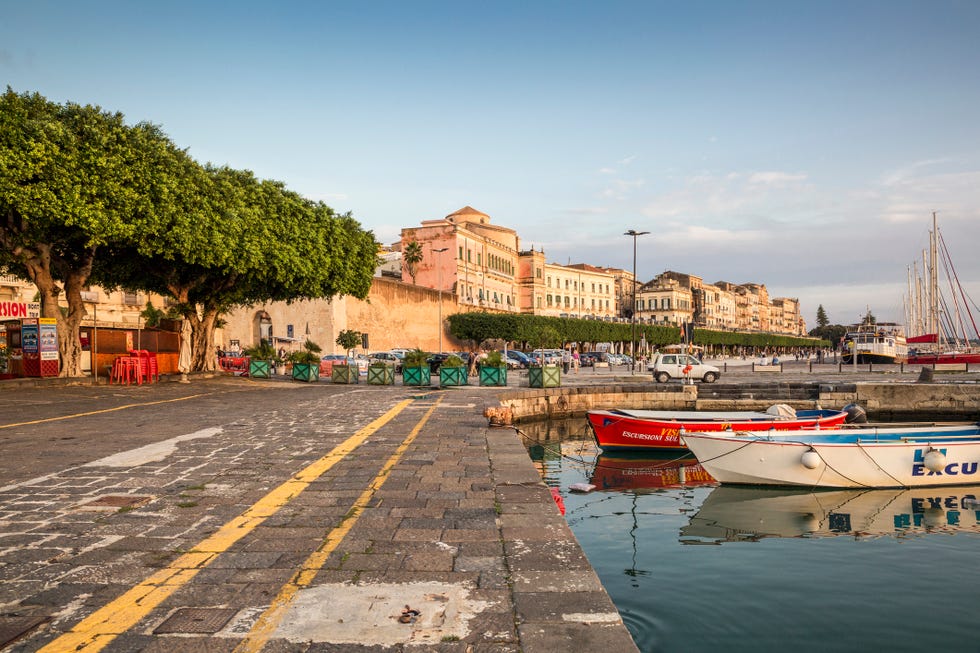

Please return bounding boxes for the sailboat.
[905,213,980,365]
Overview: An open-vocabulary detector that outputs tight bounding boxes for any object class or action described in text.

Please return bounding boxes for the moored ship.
[841,320,907,365]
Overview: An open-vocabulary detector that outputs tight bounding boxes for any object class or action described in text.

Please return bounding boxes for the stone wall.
[497,382,980,422]
[345,277,465,352]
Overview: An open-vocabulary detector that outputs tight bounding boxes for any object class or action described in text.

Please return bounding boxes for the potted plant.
[367,359,395,385]
[528,327,561,388]
[243,339,278,379]
[289,339,322,382]
[332,329,362,384]
[439,354,468,387]
[479,350,508,386]
[402,348,430,386]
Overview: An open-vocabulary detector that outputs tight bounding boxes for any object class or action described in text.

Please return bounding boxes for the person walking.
[562,348,571,374]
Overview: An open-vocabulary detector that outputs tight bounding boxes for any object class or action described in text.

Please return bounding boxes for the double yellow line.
[40,396,439,652]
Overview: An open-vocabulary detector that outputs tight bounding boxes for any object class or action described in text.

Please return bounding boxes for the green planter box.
[291,362,320,383]
[528,365,561,388]
[439,366,468,387]
[248,359,272,379]
[479,366,507,386]
[402,365,430,386]
[331,365,358,384]
[367,365,395,385]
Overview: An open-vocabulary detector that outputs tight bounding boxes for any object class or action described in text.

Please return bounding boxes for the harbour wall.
[498,382,980,422]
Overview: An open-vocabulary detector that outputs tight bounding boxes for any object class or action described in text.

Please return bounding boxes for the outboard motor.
[843,403,868,424]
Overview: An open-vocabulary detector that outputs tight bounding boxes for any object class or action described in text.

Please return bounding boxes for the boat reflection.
[591,453,717,491]
[681,485,980,543]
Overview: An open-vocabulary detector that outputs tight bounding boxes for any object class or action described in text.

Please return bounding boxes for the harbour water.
[522,418,980,653]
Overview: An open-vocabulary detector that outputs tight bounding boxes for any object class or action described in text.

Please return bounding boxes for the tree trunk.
[59,265,93,377]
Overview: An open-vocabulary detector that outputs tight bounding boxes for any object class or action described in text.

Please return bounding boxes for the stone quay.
[0,361,977,651]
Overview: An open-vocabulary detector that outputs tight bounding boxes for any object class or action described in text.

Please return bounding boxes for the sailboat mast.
[929,211,940,342]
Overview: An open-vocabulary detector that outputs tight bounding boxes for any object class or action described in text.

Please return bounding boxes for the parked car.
[370,351,403,372]
[530,349,562,365]
[319,354,354,375]
[579,351,608,367]
[426,353,451,372]
[648,353,720,383]
[505,350,531,369]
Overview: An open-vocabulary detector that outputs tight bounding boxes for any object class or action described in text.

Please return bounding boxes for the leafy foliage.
[403,348,429,367]
[403,240,423,284]
[288,339,321,364]
[335,329,362,355]
[442,354,465,368]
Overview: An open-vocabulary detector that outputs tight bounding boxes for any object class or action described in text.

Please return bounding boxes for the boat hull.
[682,425,980,488]
[587,409,848,452]
[907,352,980,365]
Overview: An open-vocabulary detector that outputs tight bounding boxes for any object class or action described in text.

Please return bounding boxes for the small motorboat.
[587,404,854,452]
[681,423,980,488]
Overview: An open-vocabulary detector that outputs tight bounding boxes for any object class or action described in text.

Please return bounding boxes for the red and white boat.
[587,405,852,452]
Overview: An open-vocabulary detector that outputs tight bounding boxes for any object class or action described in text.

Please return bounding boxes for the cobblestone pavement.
[0,377,638,652]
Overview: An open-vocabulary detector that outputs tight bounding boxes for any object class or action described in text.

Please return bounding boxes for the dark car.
[579,351,608,367]
[505,350,530,368]
[427,352,470,373]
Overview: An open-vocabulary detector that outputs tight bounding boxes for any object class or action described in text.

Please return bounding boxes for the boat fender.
[568,483,596,493]
[923,447,946,473]
[801,448,822,470]
[843,403,868,424]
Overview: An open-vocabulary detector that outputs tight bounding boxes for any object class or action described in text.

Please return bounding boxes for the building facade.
[400,206,520,313]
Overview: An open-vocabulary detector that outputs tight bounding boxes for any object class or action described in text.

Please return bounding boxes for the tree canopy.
[1,88,379,375]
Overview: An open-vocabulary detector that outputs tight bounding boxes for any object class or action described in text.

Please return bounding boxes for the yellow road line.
[37,398,416,653]
[0,394,208,429]
[234,396,444,653]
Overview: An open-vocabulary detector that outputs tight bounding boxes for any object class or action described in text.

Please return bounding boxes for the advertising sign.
[39,318,58,360]
[0,301,40,319]
[21,318,39,355]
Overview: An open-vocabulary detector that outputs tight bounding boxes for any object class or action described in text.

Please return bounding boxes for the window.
[123,291,139,305]
[458,246,463,259]
[547,294,553,307]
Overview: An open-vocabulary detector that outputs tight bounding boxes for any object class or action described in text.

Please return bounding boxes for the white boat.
[841,319,907,365]
[681,485,980,542]
[680,423,980,488]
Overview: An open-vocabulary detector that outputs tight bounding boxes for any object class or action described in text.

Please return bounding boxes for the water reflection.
[591,453,716,491]
[681,485,980,543]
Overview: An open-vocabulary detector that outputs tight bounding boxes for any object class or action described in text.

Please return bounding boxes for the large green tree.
[95,166,379,371]
[0,88,190,376]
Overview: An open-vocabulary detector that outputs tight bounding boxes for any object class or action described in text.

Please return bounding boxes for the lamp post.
[433,247,449,353]
[624,230,649,373]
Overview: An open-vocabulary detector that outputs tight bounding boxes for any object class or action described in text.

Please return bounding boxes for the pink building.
[400,206,520,312]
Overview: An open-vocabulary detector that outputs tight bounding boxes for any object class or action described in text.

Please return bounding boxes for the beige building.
[521,260,618,319]
[635,271,804,335]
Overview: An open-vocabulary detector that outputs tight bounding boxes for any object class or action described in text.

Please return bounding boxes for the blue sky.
[4,1,980,328]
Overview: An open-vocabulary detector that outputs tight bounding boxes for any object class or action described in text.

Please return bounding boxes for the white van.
[648,352,720,383]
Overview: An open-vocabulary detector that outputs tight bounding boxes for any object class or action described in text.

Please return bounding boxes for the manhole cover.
[0,616,48,648]
[154,608,238,634]
[78,495,152,511]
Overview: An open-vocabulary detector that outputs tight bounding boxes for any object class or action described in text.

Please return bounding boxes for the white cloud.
[747,171,807,185]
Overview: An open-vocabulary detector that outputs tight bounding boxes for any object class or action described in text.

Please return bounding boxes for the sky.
[3,0,980,329]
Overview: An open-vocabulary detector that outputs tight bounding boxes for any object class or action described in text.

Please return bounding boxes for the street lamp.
[624,230,649,373]
[433,247,449,353]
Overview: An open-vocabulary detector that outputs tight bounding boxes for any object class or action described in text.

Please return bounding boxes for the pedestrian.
[562,348,571,374]
[572,350,580,373]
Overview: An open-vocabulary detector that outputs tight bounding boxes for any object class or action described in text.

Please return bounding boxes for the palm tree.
[403,240,423,284]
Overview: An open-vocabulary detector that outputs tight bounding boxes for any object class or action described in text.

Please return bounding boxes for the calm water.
[522,418,980,653]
